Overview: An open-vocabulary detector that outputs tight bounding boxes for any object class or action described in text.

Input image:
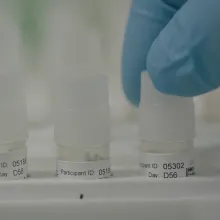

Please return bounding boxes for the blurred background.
[2,0,220,130]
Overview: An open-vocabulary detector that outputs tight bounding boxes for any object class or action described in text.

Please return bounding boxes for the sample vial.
[0,9,28,180]
[138,73,195,179]
[54,74,111,179]
[0,74,28,180]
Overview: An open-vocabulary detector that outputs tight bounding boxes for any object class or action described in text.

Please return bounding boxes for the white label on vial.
[139,152,195,179]
[0,148,27,180]
[56,160,111,179]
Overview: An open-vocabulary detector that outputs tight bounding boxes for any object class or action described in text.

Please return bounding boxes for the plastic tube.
[0,74,28,180]
[0,9,28,180]
[54,74,111,179]
[138,73,195,179]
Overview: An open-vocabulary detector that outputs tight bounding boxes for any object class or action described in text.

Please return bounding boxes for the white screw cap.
[0,74,28,143]
[54,74,110,148]
[139,72,195,142]
[0,9,27,144]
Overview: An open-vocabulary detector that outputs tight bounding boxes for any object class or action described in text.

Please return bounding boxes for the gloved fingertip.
[146,0,220,97]
[121,73,140,107]
[147,40,217,97]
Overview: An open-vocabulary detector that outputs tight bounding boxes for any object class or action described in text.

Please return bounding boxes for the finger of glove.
[122,0,186,106]
[147,0,220,97]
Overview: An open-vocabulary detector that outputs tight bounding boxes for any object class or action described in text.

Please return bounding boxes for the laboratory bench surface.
[1,120,220,220]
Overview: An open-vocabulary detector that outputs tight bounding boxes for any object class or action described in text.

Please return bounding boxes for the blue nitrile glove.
[122,0,220,106]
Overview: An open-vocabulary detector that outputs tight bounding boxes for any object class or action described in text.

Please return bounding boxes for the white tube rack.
[1,120,220,220]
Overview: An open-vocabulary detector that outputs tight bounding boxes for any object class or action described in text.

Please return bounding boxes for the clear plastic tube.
[0,4,28,180]
[54,74,111,179]
[138,73,195,178]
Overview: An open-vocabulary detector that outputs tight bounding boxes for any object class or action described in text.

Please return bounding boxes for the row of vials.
[0,72,195,180]
[0,4,195,180]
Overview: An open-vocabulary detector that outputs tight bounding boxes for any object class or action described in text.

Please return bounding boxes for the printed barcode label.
[139,152,195,179]
[0,147,27,180]
[56,160,111,179]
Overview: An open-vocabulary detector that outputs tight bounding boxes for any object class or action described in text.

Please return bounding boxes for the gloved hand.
[122,0,220,106]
